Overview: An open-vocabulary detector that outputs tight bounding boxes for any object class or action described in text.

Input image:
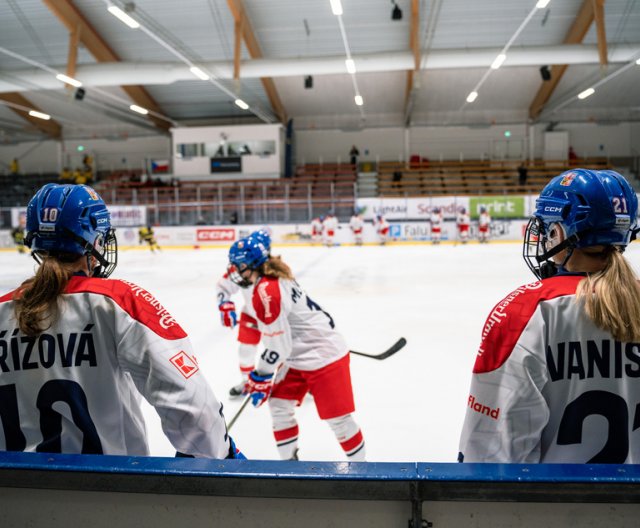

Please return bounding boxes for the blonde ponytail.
[260,255,294,280]
[13,256,76,336]
[576,249,640,342]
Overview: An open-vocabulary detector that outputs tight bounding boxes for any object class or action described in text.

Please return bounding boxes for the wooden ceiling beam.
[234,19,243,80]
[42,0,170,131]
[404,0,421,117]
[529,0,596,119]
[226,0,287,123]
[0,93,62,138]
[593,0,608,66]
[66,25,81,81]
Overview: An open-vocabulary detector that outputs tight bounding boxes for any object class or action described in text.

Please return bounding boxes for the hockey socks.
[327,414,365,461]
[274,424,299,460]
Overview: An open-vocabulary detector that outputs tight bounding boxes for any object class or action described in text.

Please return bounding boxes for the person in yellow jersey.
[139,224,161,252]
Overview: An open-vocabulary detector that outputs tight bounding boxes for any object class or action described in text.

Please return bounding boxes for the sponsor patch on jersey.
[170,351,199,379]
[560,172,576,186]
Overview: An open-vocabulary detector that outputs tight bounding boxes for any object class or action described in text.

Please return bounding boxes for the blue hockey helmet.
[523,169,638,279]
[25,183,118,277]
[228,236,269,287]
[250,228,272,252]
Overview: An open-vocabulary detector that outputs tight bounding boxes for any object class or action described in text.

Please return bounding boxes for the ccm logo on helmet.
[544,206,563,213]
[196,228,235,241]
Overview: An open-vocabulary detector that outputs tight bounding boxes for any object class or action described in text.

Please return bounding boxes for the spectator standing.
[349,145,360,167]
[517,163,528,189]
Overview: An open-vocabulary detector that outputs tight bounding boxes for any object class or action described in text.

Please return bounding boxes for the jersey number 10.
[0,380,103,453]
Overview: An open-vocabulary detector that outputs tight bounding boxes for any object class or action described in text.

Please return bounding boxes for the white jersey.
[311,218,323,235]
[457,213,470,226]
[375,217,389,233]
[0,276,230,458]
[251,276,348,373]
[459,274,640,464]
[323,216,338,233]
[430,212,443,226]
[479,212,491,227]
[216,267,256,317]
[349,215,364,232]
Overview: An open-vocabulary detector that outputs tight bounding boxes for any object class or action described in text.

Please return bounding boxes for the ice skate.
[229,381,246,398]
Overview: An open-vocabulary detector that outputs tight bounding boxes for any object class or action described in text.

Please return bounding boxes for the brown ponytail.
[260,255,294,280]
[13,256,77,336]
[576,249,640,342]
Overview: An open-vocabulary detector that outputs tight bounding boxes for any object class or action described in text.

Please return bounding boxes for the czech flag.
[151,159,170,173]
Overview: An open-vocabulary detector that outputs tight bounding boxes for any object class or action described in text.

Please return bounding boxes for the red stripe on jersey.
[0,290,16,303]
[474,275,583,374]
[274,425,299,443]
[65,276,188,340]
[253,276,281,325]
[340,430,364,453]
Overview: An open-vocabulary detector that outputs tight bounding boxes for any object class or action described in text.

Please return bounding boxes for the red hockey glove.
[219,301,237,327]
[244,370,274,407]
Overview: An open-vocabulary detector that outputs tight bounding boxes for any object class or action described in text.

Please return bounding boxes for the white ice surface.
[3,241,640,463]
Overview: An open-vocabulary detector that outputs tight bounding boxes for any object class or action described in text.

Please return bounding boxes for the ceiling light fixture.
[329,0,343,16]
[28,110,51,120]
[490,54,506,70]
[129,104,149,114]
[636,58,640,65]
[235,99,249,110]
[189,66,210,81]
[577,87,595,100]
[462,3,544,105]
[55,73,83,87]
[354,95,363,106]
[107,5,140,29]
[536,0,551,8]
[345,59,356,74]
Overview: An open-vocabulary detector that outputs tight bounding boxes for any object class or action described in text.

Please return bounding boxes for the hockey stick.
[349,337,407,360]
[227,395,251,431]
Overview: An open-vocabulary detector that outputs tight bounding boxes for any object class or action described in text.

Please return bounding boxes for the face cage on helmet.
[227,262,255,288]
[523,217,581,280]
[523,217,547,279]
[94,229,118,278]
[30,228,118,278]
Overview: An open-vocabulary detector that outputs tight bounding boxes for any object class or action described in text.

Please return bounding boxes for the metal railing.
[99,181,357,225]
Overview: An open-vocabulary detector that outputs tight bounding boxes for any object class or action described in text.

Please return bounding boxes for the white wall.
[295,127,406,164]
[172,124,282,178]
[1,122,639,176]
[0,136,170,175]
[530,122,640,160]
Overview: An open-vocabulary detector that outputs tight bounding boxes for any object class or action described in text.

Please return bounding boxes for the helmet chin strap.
[536,233,580,278]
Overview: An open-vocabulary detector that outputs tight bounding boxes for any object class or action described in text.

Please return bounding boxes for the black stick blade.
[350,337,407,360]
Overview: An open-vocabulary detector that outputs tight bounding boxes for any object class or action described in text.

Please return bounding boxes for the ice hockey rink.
[3,240,640,463]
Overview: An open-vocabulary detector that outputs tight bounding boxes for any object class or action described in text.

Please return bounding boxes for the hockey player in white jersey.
[349,212,364,245]
[227,235,365,461]
[430,207,443,244]
[216,229,271,397]
[459,169,640,463]
[322,213,338,247]
[478,206,491,243]
[456,207,471,244]
[374,215,389,245]
[0,183,239,459]
[310,216,323,244]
